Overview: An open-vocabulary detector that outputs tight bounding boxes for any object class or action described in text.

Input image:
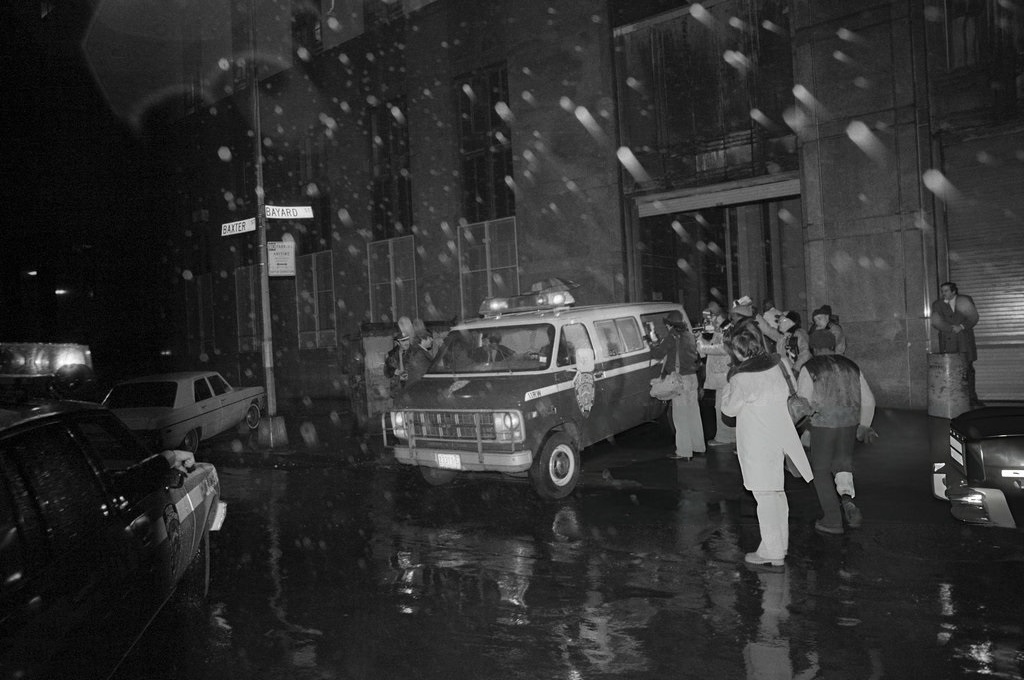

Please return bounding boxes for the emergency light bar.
[479,289,576,317]
[0,342,93,378]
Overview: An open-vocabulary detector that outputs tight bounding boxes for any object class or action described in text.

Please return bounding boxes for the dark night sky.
[3,2,173,374]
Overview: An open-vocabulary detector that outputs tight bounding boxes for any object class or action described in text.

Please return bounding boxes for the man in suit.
[930,281,982,408]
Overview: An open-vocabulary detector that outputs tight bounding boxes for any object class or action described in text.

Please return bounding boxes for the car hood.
[395,372,568,410]
[109,407,174,430]
[951,406,1024,439]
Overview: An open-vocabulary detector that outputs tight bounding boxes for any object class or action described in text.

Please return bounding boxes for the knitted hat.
[812,304,832,318]
[664,310,688,329]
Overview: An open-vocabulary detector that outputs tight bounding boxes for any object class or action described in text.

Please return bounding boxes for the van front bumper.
[393,445,533,473]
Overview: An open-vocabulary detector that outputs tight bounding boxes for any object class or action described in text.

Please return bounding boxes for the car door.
[554,322,612,446]
[0,420,146,680]
[206,372,238,435]
[592,316,650,434]
[192,376,220,440]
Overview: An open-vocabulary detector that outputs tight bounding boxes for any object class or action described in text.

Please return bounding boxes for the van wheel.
[530,433,580,499]
[420,466,457,486]
[181,428,201,454]
[245,403,262,430]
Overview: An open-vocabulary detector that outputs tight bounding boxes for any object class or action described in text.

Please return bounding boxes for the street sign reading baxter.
[221,217,256,236]
[265,205,313,219]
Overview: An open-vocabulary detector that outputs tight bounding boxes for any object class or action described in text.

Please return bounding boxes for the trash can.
[927,353,970,419]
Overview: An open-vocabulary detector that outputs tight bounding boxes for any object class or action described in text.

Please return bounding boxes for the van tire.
[530,433,579,499]
[420,466,458,486]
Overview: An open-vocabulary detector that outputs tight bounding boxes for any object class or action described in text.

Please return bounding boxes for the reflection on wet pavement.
[118,454,1024,680]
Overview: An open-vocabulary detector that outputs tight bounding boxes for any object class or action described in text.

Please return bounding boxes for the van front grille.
[410,411,496,441]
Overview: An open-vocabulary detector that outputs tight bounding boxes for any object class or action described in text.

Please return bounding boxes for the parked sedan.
[103,371,265,453]
[942,405,1024,529]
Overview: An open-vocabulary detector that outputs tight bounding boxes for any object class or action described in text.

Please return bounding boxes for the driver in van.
[473,333,515,363]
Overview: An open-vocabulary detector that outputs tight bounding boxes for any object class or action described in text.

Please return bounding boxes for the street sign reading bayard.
[265,205,313,219]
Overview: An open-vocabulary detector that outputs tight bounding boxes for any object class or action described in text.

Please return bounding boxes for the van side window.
[556,323,593,367]
[641,311,675,343]
[594,319,622,356]
[615,317,644,352]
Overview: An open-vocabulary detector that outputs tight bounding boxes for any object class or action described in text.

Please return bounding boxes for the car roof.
[0,399,106,432]
[112,371,220,385]
[455,301,688,330]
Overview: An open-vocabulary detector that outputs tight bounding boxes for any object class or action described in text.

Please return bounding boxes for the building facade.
[160,0,1024,410]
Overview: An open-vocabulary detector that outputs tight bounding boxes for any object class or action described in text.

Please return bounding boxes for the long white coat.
[721,364,813,490]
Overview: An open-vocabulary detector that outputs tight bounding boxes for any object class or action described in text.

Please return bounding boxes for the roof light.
[0,343,93,378]
[479,279,579,317]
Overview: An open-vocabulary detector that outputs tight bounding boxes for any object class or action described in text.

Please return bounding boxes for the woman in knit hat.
[808,304,846,356]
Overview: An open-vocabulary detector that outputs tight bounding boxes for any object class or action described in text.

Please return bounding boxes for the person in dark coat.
[385,331,432,394]
[654,310,705,460]
[796,354,876,535]
[808,304,846,356]
[930,281,982,408]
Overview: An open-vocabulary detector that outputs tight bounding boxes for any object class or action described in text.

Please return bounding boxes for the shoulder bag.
[777,357,814,431]
[650,337,686,400]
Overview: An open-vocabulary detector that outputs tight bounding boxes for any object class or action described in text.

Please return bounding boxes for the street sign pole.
[248,0,286,448]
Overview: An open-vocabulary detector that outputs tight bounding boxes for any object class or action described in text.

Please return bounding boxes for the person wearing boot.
[796,353,877,534]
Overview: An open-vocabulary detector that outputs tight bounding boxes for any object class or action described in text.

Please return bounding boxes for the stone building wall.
[792,0,935,407]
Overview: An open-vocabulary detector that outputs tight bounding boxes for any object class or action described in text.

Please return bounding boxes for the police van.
[386,285,691,499]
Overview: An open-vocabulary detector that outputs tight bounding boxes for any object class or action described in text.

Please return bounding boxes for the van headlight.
[392,411,409,440]
[493,411,524,443]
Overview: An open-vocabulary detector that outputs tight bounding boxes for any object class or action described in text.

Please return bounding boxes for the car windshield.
[104,382,178,408]
[427,324,555,374]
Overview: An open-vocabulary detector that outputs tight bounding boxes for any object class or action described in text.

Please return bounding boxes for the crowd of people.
[387,282,981,569]
[658,294,880,568]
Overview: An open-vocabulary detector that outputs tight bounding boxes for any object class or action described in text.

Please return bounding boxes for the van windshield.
[427,324,556,374]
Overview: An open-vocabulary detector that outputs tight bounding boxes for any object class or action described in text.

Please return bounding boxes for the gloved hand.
[856,425,879,444]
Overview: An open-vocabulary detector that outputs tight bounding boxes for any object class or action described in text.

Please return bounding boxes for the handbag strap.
[660,334,683,377]
[776,356,798,396]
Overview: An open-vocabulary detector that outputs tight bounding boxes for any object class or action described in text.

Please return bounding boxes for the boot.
[842,498,862,529]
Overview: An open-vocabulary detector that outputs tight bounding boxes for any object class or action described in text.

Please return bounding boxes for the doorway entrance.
[634,179,805,323]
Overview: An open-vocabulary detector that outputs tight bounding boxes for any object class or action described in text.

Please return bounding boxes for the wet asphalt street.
[115,409,1024,680]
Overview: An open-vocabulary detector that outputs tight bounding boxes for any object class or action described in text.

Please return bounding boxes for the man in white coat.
[721,319,813,568]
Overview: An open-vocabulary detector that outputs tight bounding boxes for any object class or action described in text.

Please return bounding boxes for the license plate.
[436,453,461,470]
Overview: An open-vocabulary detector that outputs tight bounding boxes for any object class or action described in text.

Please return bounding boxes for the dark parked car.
[943,406,1024,529]
[0,396,226,680]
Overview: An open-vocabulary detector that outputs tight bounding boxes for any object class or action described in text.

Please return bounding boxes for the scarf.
[726,352,777,381]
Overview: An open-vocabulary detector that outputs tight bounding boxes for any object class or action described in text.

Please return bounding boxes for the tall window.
[292,0,323,60]
[185,273,215,358]
[456,64,514,223]
[368,98,412,240]
[296,250,336,349]
[235,265,259,353]
[459,217,518,320]
[368,236,417,323]
[613,1,797,188]
[940,0,1024,109]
